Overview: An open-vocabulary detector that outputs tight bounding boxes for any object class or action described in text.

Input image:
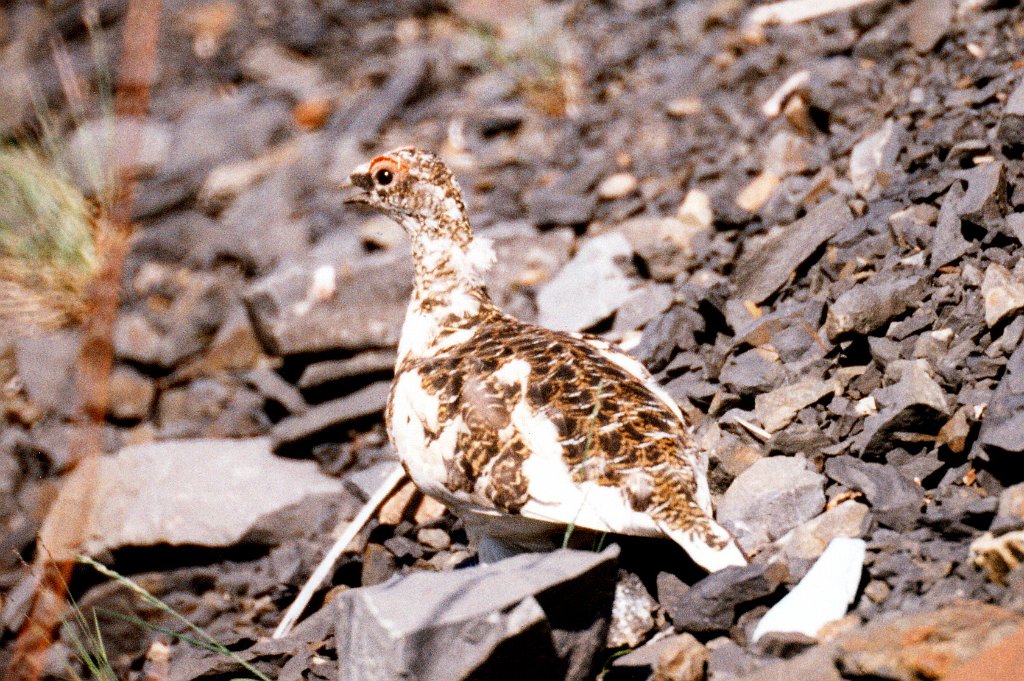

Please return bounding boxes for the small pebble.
[597,172,639,200]
[677,189,713,229]
[417,527,451,551]
[666,96,702,117]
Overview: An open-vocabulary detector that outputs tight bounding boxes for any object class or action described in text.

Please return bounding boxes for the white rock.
[849,120,904,197]
[536,232,637,331]
[981,262,1024,327]
[677,189,713,230]
[752,537,866,642]
[597,172,639,200]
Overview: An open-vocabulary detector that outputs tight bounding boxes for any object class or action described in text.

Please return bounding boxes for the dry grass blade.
[0,147,101,331]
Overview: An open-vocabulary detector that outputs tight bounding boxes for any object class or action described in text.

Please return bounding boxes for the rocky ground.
[3,0,1024,678]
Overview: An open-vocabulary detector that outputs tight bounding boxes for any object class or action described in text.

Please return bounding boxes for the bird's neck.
[401,208,491,305]
[396,212,497,363]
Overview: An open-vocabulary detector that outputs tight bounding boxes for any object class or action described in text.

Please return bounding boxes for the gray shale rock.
[857,361,949,456]
[612,633,708,681]
[907,0,952,53]
[998,78,1024,146]
[536,232,637,331]
[334,546,619,681]
[978,341,1024,457]
[662,562,785,634]
[14,330,80,416]
[824,457,922,531]
[734,196,852,304]
[981,262,1024,327]
[931,181,970,268]
[778,500,871,565]
[38,438,344,559]
[272,381,391,451]
[244,249,413,355]
[298,349,398,389]
[718,457,827,553]
[824,276,924,340]
[754,378,836,434]
[720,348,786,397]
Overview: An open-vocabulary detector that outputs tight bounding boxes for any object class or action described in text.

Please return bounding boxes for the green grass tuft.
[76,556,272,681]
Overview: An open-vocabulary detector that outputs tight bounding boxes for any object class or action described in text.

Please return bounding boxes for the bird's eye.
[375,168,393,186]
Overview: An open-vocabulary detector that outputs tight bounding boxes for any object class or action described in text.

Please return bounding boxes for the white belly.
[388,371,453,498]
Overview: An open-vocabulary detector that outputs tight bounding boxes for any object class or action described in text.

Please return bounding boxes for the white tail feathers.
[659,520,748,572]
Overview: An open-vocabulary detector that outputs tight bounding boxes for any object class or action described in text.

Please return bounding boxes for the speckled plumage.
[347,146,746,571]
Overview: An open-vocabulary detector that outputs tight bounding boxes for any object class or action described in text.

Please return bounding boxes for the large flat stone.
[718,456,827,553]
[244,249,413,355]
[334,546,619,681]
[734,196,851,304]
[536,232,637,331]
[38,438,344,560]
[978,341,1024,457]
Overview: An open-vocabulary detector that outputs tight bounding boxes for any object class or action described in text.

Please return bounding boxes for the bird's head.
[345,146,468,239]
[345,146,494,284]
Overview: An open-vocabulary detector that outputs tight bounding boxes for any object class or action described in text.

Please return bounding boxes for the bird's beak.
[340,180,369,205]
[341,163,374,205]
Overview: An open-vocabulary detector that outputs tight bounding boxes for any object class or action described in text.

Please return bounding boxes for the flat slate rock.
[718,456,827,553]
[334,546,619,681]
[858,362,949,456]
[536,232,637,331]
[977,341,1024,457]
[824,456,923,530]
[38,438,344,560]
[662,562,785,634]
[244,249,413,356]
[734,196,852,304]
[824,276,924,340]
[271,381,391,450]
[931,181,970,268]
[298,349,398,389]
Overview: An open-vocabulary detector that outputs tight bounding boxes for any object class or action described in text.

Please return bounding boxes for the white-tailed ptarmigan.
[345,146,747,571]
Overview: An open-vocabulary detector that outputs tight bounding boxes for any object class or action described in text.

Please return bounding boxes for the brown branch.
[1,2,162,679]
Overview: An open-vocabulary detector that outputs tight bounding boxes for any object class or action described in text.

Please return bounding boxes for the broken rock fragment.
[849,120,904,198]
[734,196,852,304]
[857,361,949,457]
[334,546,618,681]
[824,276,924,340]
[978,342,1024,457]
[718,456,826,553]
[752,537,866,642]
[981,262,1024,327]
[38,438,344,559]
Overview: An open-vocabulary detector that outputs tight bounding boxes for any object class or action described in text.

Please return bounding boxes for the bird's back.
[387,297,746,569]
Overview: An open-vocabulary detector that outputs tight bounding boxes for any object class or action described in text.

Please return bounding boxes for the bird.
[344,146,747,572]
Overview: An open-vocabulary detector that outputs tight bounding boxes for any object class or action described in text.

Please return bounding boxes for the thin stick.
[272,464,407,639]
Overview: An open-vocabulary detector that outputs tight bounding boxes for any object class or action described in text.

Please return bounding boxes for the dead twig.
[273,465,407,639]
